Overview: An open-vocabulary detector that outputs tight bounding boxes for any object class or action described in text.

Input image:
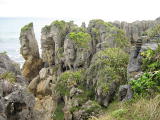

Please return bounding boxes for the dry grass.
[89,94,160,120]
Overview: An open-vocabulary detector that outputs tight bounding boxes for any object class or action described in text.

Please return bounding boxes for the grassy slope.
[89,94,160,120]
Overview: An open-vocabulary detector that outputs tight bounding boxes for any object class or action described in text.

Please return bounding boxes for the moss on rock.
[21,22,33,32]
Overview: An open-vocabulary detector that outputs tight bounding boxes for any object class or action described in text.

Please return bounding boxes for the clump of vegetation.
[111,108,128,118]
[83,101,101,114]
[94,48,128,81]
[55,69,85,96]
[51,20,66,29]
[146,24,160,37]
[90,95,160,120]
[69,32,91,48]
[130,71,160,95]
[0,72,16,83]
[87,48,129,94]
[130,44,160,96]
[141,45,160,72]
[21,22,33,32]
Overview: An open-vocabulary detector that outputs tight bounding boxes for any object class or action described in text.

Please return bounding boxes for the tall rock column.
[20,23,43,82]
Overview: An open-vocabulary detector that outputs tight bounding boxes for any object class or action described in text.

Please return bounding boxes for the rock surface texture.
[0,53,36,120]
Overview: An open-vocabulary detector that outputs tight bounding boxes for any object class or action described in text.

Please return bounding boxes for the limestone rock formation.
[28,67,56,120]
[0,53,21,75]
[112,17,160,44]
[0,53,36,120]
[20,23,43,82]
[16,18,160,120]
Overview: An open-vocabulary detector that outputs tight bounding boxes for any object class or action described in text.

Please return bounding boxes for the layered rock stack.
[20,23,43,82]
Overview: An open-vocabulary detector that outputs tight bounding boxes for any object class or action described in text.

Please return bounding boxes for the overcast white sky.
[0,0,160,22]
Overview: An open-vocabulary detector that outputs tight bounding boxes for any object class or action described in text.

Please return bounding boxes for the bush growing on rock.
[146,24,160,37]
[141,44,160,72]
[69,32,91,48]
[86,48,129,106]
[51,20,66,29]
[0,72,16,83]
[130,44,160,96]
[55,69,85,96]
[130,71,160,95]
[21,22,33,32]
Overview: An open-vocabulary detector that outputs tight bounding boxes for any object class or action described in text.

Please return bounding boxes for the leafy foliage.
[141,44,160,72]
[87,48,129,94]
[95,48,129,81]
[51,20,66,29]
[146,24,160,37]
[55,69,85,96]
[69,32,91,48]
[130,71,160,95]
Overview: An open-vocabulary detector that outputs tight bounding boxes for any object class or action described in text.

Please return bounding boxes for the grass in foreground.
[89,94,160,120]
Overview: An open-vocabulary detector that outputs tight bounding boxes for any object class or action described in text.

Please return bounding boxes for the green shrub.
[95,48,129,81]
[0,72,16,83]
[86,48,129,95]
[69,32,91,48]
[146,24,160,37]
[51,20,66,29]
[130,71,160,95]
[141,45,160,72]
[55,69,85,96]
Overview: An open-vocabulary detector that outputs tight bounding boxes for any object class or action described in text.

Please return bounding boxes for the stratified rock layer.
[20,23,43,82]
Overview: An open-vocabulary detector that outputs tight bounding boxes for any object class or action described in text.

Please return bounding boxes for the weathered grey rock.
[128,42,159,81]
[41,21,69,68]
[36,76,52,95]
[34,96,56,120]
[20,23,43,82]
[118,85,132,101]
[0,53,21,75]
[112,17,160,44]
[64,36,76,70]
[0,89,35,120]
[72,100,101,120]
[28,75,40,93]
[81,22,86,28]
[20,23,39,60]
[39,68,48,80]
[41,26,55,66]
